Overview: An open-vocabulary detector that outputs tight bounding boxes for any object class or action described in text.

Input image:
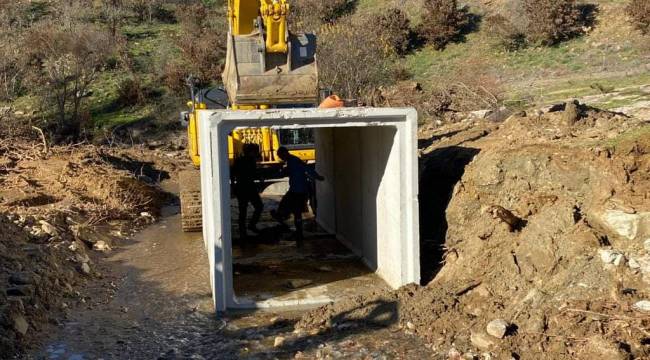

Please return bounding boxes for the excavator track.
[179,169,202,233]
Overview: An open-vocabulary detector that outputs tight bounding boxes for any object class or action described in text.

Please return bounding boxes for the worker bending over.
[232,143,263,240]
[272,146,324,245]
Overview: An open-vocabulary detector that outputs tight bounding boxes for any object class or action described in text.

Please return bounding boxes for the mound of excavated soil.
[296,103,650,359]
[0,144,171,221]
[0,141,178,357]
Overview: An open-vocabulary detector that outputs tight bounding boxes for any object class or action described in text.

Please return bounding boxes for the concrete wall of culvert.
[316,126,404,288]
[199,108,420,312]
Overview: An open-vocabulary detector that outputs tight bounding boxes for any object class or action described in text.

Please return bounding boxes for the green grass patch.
[603,124,650,150]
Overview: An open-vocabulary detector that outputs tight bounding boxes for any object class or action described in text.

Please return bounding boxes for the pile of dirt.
[296,102,650,359]
[0,214,83,355]
[0,140,179,357]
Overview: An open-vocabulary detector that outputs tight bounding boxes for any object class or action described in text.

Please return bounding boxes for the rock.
[285,279,313,289]
[39,220,59,236]
[448,348,462,360]
[79,262,91,275]
[470,331,495,350]
[14,110,25,116]
[633,300,650,312]
[72,225,113,246]
[74,252,91,264]
[601,210,650,240]
[471,110,493,119]
[562,100,581,126]
[629,257,641,270]
[274,336,286,347]
[406,321,415,330]
[140,212,153,218]
[12,314,29,335]
[598,249,625,266]
[68,241,82,252]
[93,241,111,252]
[613,253,626,267]
[29,226,47,239]
[645,239,650,252]
[486,319,509,339]
[318,266,333,272]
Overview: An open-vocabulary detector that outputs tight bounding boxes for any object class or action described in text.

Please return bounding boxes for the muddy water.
[29,194,432,359]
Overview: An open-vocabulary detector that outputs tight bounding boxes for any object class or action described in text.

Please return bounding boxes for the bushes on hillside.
[0,41,26,101]
[318,17,396,100]
[291,0,357,30]
[488,0,595,50]
[162,3,226,94]
[374,8,413,56]
[25,22,117,138]
[628,0,650,34]
[486,14,527,51]
[417,0,469,50]
[523,0,583,45]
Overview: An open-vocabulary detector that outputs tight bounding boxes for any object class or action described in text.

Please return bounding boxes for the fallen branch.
[31,126,49,158]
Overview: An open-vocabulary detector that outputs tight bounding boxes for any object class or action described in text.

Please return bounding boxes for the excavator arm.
[227,0,288,53]
[223,0,318,107]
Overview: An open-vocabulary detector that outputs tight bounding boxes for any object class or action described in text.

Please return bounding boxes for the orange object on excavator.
[319,95,345,109]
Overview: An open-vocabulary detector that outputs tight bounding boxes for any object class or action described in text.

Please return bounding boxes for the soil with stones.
[3,99,650,359]
[0,139,181,357]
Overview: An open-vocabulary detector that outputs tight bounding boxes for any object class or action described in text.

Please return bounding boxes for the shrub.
[291,0,357,30]
[117,77,145,107]
[487,14,527,51]
[318,17,396,99]
[417,0,469,50]
[0,39,27,100]
[164,3,226,94]
[628,0,650,34]
[374,8,413,56]
[523,0,583,45]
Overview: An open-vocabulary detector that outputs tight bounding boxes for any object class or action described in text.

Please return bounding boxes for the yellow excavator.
[179,0,339,232]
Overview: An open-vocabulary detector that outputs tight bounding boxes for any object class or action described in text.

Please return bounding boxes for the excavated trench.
[418,145,480,284]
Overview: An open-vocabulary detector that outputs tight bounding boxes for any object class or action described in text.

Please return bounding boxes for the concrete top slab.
[199,107,418,130]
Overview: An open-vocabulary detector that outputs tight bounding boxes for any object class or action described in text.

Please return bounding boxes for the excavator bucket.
[222,32,318,106]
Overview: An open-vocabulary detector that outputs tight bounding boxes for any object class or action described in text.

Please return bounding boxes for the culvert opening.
[198,108,420,311]
[418,145,480,285]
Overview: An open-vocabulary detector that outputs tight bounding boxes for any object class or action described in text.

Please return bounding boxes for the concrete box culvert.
[198,108,420,312]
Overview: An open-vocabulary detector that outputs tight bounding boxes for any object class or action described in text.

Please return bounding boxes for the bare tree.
[26,22,115,138]
[100,0,127,39]
[127,0,162,23]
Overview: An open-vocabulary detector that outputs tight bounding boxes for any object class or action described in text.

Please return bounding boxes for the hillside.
[2,0,649,139]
